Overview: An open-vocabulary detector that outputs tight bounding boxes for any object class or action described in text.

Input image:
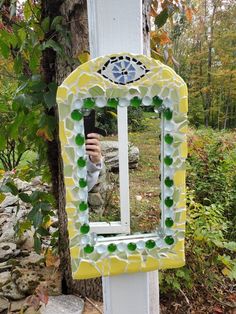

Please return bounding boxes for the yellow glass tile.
[176,211,186,224]
[63,70,81,86]
[70,247,80,259]
[179,125,188,134]
[174,170,186,187]
[145,256,159,270]
[66,207,76,215]
[59,122,68,145]
[179,85,188,98]
[66,190,75,203]
[77,73,95,88]
[64,177,75,187]
[162,68,175,80]
[57,86,68,101]
[171,239,185,253]
[176,200,186,208]
[106,257,127,276]
[62,151,70,164]
[180,97,188,113]
[126,255,142,273]
[73,261,101,279]
[180,142,188,158]
[96,258,111,276]
[68,227,78,239]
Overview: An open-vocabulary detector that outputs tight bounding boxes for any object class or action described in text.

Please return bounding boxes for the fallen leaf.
[186,7,193,22]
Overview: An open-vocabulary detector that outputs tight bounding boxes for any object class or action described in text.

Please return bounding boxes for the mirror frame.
[56,53,188,279]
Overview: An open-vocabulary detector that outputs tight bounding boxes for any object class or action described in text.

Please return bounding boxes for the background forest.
[0,0,235,313]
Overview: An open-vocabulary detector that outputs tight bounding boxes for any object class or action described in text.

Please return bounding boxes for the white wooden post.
[87,0,159,313]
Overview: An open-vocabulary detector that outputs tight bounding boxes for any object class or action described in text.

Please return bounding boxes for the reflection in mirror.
[88,106,161,235]
[89,107,121,224]
[128,107,161,234]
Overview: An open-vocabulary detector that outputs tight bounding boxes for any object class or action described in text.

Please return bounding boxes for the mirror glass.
[88,107,161,235]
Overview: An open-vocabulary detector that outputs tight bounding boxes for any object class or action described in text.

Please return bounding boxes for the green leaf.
[5,182,19,195]
[0,134,6,151]
[36,226,50,236]
[155,9,169,28]
[0,39,10,59]
[29,52,40,72]
[51,16,63,30]
[27,205,40,220]
[14,56,23,74]
[42,39,62,55]
[18,28,26,44]
[13,94,33,108]
[23,1,32,20]
[33,211,43,228]
[19,192,31,203]
[34,234,41,254]
[43,91,56,109]
[41,17,50,33]
[18,220,32,235]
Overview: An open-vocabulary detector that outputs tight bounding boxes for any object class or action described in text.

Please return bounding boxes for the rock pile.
[88,140,139,216]
[0,176,61,313]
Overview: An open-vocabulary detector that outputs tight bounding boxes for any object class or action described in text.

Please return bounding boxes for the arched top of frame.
[57,53,188,114]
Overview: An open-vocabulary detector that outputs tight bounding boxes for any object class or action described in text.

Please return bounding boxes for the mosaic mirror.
[56,53,188,279]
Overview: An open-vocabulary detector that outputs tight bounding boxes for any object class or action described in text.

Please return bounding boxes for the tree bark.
[41,0,103,300]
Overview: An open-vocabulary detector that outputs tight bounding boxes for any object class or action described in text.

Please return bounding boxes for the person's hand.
[86,133,102,164]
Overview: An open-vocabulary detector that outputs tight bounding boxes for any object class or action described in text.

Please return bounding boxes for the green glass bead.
[130,97,142,107]
[164,236,174,245]
[79,202,88,212]
[165,217,174,227]
[165,197,174,207]
[80,224,90,234]
[145,239,156,249]
[164,177,174,187]
[84,244,94,254]
[108,243,117,253]
[77,157,86,168]
[79,178,87,188]
[164,156,173,166]
[164,134,174,145]
[107,98,119,108]
[152,96,163,107]
[75,134,85,146]
[71,110,83,121]
[83,98,95,109]
[127,242,137,251]
[164,108,173,120]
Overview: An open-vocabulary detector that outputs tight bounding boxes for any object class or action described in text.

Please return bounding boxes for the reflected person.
[86,133,103,191]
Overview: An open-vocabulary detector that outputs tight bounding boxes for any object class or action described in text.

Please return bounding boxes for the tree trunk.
[41,0,102,301]
[42,0,150,301]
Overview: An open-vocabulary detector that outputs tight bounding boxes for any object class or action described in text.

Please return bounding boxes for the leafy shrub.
[160,128,236,294]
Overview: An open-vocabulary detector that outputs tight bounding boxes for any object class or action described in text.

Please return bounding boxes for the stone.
[40,295,84,314]
[0,195,18,211]
[8,298,26,312]
[1,281,25,300]
[31,176,43,186]
[101,141,139,170]
[88,193,104,206]
[0,271,11,289]
[0,242,20,262]
[18,252,45,267]
[0,296,9,312]
[14,178,31,191]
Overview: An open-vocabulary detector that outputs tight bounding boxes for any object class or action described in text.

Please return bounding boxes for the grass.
[90,112,161,233]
